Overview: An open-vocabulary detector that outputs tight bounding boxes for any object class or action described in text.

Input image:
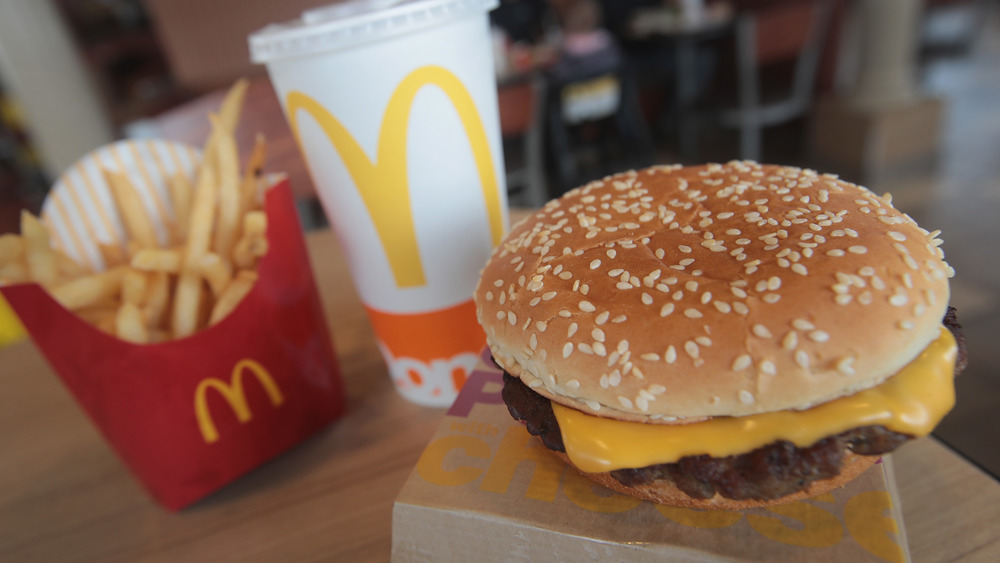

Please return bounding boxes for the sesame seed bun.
[475,162,951,422]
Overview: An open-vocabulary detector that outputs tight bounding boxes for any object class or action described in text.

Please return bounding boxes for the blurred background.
[0,0,997,477]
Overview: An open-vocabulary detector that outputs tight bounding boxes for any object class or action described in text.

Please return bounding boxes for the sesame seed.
[592,328,606,342]
[665,346,677,364]
[578,343,594,355]
[836,356,855,375]
[898,320,916,330]
[678,245,692,253]
[763,293,781,304]
[684,308,704,319]
[795,350,810,369]
[563,342,574,358]
[612,315,628,323]
[733,302,749,315]
[732,354,752,371]
[568,322,579,338]
[642,293,654,305]
[649,384,667,394]
[760,361,777,375]
[585,400,601,411]
[739,390,755,404]
[607,249,617,259]
[684,341,700,358]
[888,231,907,241]
[701,292,712,304]
[793,318,815,331]
[808,330,830,342]
[848,246,868,254]
[496,311,506,321]
[566,379,581,389]
[542,291,557,301]
[590,259,601,269]
[536,321,548,332]
[635,396,650,412]
[609,268,624,277]
[889,294,909,306]
[752,324,773,338]
[791,263,809,276]
[826,249,846,257]
[835,294,853,306]
[618,396,633,409]
[579,301,596,312]
[593,342,607,356]
[714,301,732,313]
[641,353,660,361]
[608,371,621,386]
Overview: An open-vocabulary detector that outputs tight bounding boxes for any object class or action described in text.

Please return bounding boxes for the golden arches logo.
[194,359,284,444]
[286,65,505,288]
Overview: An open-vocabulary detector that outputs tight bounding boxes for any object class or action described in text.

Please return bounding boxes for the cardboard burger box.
[392,349,910,562]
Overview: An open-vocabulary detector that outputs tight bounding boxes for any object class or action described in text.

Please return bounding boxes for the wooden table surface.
[1,221,999,562]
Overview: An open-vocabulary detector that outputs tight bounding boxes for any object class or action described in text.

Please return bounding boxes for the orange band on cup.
[364,299,485,362]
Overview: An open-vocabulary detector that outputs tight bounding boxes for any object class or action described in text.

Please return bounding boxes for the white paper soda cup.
[250,0,508,407]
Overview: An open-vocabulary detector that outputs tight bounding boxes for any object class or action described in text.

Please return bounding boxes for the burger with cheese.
[474,162,965,509]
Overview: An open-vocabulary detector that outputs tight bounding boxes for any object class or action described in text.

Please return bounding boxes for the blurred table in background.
[627,1,736,157]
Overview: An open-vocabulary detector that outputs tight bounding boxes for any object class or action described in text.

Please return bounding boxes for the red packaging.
[1,178,344,510]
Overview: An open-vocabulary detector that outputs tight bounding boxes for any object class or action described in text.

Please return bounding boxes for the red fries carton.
[1,141,344,510]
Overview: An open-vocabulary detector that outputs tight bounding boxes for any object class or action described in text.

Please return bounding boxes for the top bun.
[475,162,952,422]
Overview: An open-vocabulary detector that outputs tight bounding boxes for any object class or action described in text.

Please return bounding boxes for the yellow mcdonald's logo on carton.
[194,359,284,444]
[286,65,505,289]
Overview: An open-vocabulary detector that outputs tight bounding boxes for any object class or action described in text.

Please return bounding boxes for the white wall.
[0,0,114,180]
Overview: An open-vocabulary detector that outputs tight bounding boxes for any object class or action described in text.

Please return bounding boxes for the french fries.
[21,211,59,286]
[104,170,159,248]
[167,171,193,242]
[0,79,271,343]
[131,248,183,274]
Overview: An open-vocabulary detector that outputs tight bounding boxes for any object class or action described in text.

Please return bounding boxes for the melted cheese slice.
[553,328,957,473]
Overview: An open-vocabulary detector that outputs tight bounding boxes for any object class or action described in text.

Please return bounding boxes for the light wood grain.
[1,224,998,562]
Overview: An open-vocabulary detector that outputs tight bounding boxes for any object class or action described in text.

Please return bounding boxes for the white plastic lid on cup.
[249,0,499,63]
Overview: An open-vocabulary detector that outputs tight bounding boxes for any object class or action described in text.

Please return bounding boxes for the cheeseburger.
[474,162,966,509]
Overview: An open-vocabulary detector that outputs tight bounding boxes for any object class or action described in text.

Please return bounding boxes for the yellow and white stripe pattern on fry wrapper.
[41,139,202,273]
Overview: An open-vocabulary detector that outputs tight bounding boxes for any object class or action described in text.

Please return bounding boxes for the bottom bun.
[552,450,878,510]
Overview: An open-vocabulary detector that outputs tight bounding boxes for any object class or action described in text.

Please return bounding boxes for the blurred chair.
[498,77,549,208]
[546,40,654,193]
[683,0,834,161]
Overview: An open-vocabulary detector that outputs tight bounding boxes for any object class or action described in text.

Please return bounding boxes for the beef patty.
[500,307,968,501]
